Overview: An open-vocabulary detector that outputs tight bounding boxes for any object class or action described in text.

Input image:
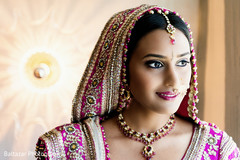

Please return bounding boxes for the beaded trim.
[100,125,111,160]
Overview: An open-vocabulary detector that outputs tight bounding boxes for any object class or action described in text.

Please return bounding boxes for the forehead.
[134,29,190,57]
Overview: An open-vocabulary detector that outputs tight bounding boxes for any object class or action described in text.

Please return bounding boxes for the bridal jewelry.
[149,9,176,45]
[117,112,176,160]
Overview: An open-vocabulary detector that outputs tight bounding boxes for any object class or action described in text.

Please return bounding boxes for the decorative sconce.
[24,52,60,88]
[34,63,50,79]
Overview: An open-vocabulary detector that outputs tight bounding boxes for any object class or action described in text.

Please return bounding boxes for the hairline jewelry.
[149,9,176,45]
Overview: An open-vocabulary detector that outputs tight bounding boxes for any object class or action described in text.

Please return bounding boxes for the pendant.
[142,144,155,159]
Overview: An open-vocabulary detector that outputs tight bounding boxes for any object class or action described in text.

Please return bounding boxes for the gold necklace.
[117,112,176,160]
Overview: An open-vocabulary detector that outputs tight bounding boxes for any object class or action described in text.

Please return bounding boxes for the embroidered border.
[182,125,210,159]
[82,122,96,160]
[219,131,240,159]
[40,129,66,159]
[83,117,106,160]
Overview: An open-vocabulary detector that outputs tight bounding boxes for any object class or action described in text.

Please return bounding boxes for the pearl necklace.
[117,112,176,160]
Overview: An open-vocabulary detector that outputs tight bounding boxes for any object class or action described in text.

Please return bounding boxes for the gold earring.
[124,90,131,100]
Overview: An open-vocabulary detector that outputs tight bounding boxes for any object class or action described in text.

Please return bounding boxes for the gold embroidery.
[86,96,96,105]
[111,22,119,31]
[69,142,79,152]
[64,125,76,134]
[71,5,158,122]
[82,123,96,160]
[92,79,98,87]
[40,129,66,159]
[63,124,84,159]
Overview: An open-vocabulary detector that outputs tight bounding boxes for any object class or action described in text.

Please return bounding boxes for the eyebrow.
[142,52,190,59]
[177,52,190,57]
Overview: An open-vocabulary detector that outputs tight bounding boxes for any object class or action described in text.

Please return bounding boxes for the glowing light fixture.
[34,63,50,79]
[24,52,60,88]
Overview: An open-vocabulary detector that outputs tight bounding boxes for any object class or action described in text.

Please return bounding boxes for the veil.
[71,4,205,128]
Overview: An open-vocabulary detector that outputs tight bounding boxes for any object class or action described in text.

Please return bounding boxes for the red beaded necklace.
[117,112,176,160]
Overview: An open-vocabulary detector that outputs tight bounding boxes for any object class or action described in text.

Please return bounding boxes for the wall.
[225,0,240,146]
[204,0,226,130]
[203,0,240,146]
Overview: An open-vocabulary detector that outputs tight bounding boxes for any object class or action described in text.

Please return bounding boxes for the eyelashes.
[145,60,164,69]
[145,59,190,69]
[176,60,190,67]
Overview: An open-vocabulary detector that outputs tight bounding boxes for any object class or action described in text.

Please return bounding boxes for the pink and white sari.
[36,4,239,160]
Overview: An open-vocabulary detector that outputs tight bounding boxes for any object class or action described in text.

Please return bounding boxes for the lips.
[156,91,179,100]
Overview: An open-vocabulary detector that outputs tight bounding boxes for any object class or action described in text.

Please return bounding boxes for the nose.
[164,65,180,89]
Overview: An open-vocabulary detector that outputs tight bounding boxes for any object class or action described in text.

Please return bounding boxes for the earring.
[118,87,131,112]
[120,88,131,101]
[124,90,131,101]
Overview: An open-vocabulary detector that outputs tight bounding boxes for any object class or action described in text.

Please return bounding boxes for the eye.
[176,60,190,67]
[145,60,164,69]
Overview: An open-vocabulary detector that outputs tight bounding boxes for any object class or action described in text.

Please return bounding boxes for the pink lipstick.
[156,91,179,100]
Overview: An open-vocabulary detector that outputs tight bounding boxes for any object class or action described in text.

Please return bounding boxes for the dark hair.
[127,12,191,59]
[126,12,191,80]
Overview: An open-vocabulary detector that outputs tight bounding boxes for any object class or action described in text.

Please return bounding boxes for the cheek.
[130,69,148,89]
[129,67,156,94]
[180,67,192,88]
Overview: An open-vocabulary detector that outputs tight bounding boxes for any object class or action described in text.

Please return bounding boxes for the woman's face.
[128,29,191,114]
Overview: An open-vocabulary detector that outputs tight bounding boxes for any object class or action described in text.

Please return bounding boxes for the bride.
[36,4,239,160]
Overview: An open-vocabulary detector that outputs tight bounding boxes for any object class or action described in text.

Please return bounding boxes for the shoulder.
[35,123,85,159]
[175,116,194,134]
[218,129,240,159]
[35,118,103,160]
[38,122,85,143]
[194,122,239,160]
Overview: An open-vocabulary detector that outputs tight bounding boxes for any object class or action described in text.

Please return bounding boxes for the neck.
[122,100,174,133]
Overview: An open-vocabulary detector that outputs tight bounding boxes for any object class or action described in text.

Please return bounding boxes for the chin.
[152,101,182,114]
[151,106,179,115]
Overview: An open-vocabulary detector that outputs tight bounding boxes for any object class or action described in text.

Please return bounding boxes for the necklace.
[117,112,176,160]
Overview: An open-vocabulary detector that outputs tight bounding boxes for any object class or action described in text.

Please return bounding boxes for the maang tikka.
[149,9,176,45]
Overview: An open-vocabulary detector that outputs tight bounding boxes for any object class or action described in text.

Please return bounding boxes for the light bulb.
[34,63,50,79]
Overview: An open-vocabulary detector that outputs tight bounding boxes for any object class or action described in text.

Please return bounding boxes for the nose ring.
[173,89,178,94]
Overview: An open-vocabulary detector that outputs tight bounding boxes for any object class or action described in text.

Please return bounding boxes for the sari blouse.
[35,117,240,160]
